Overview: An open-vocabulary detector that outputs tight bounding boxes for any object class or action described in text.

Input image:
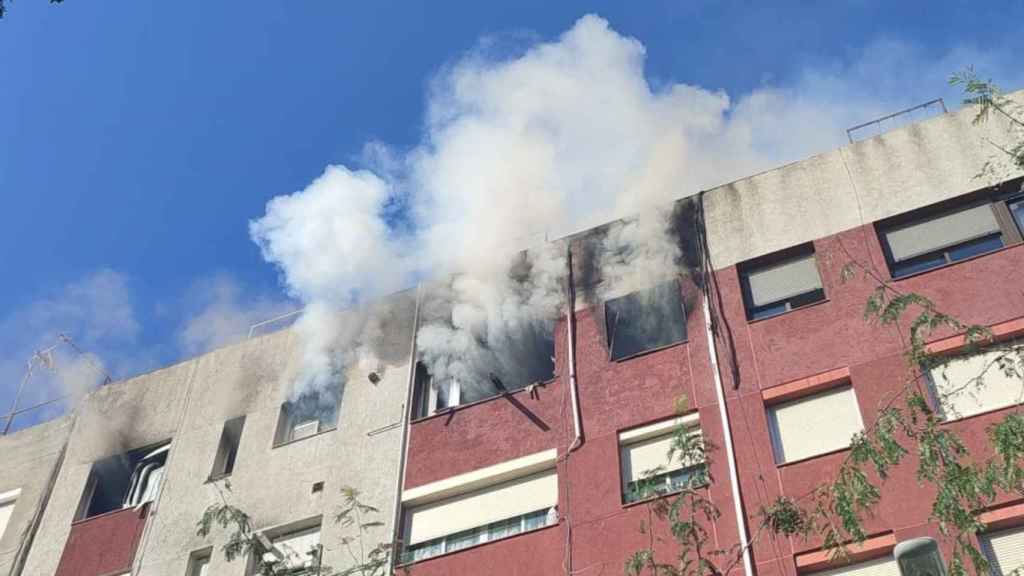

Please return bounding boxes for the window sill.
[395,521,559,567]
[205,473,232,484]
[939,402,1022,426]
[610,339,687,363]
[271,426,337,449]
[409,377,557,424]
[745,298,830,325]
[775,445,851,468]
[889,242,1020,282]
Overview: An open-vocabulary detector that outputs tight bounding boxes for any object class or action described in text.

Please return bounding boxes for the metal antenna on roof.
[1,333,112,435]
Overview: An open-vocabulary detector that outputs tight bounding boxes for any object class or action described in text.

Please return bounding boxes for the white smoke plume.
[251,14,1021,401]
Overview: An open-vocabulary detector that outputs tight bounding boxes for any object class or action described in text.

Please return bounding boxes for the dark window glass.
[1011,199,1024,233]
[605,281,686,361]
[210,416,245,479]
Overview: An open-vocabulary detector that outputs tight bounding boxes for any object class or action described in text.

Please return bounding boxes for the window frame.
[617,415,707,505]
[186,547,213,576]
[738,243,826,322]
[0,488,21,542]
[603,279,688,362]
[766,382,865,465]
[273,387,340,448]
[876,185,1024,280]
[401,507,557,564]
[209,415,246,481]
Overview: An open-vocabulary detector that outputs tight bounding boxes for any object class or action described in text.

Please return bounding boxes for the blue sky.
[1,1,1022,429]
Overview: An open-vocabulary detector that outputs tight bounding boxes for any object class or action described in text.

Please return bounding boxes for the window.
[1011,198,1024,234]
[619,416,707,504]
[767,385,864,464]
[186,548,212,576]
[401,468,558,563]
[807,556,900,576]
[739,245,825,321]
[0,488,20,542]
[605,280,686,361]
[980,524,1024,576]
[77,442,170,519]
[258,524,322,575]
[210,416,245,480]
[274,386,339,446]
[926,346,1024,421]
[878,195,1024,279]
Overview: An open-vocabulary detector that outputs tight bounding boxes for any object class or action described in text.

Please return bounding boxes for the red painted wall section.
[400,219,1024,575]
[55,505,148,576]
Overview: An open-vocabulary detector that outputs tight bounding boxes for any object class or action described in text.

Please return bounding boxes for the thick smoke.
[251,14,1018,403]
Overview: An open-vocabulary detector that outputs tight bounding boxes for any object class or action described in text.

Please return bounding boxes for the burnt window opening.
[76,441,170,520]
[274,386,340,446]
[605,280,687,361]
[209,416,246,480]
[411,332,556,420]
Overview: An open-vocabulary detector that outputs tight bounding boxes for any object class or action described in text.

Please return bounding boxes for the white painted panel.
[0,499,15,541]
[930,348,1024,420]
[405,469,557,545]
[885,203,999,262]
[982,525,1024,575]
[747,253,822,307]
[768,385,864,464]
[808,556,900,576]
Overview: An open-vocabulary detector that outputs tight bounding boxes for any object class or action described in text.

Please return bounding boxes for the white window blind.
[768,385,864,464]
[929,348,1023,420]
[0,488,20,542]
[619,417,702,487]
[746,254,823,307]
[808,556,900,576]
[885,204,1000,262]
[981,525,1024,576]
[404,469,557,546]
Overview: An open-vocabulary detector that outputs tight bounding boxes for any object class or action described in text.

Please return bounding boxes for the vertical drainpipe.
[564,246,583,576]
[702,290,755,576]
[389,283,422,573]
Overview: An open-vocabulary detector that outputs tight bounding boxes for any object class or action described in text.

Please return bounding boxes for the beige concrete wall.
[17,289,416,576]
[703,91,1024,269]
[0,417,73,575]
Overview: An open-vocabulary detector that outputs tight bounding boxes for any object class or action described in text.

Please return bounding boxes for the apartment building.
[0,93,1022,576]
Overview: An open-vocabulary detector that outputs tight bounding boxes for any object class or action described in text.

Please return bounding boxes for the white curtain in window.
[885,204,999,262]
[404,469,557,545]
[981,525,1024,576]
[929,348,1023,420]
[809,556,900,576]
[768,385,864,464]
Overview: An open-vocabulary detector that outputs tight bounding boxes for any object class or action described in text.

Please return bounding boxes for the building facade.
[0,94,1022,576]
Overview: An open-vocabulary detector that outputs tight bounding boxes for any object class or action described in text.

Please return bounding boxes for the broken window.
[209,416,245,480]
[76,441,170,520]
[274,386,339,446]
[411,341,555,420]
[256,522,322,575]
[605,280,686,361]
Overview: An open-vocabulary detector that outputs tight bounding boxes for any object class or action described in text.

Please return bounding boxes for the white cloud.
[177,272,295,356]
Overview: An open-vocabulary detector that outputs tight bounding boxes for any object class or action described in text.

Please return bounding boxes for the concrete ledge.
[618,412,699,443]
[402,448,558,505]
[926,316,1024,355]
[762,367,851,404]
[794,532,896,572]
